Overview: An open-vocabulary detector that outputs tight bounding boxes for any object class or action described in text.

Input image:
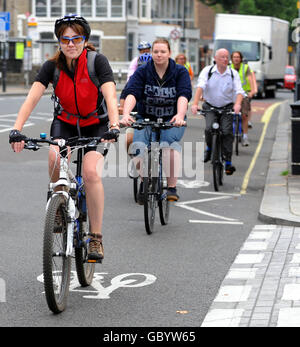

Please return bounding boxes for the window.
[90,35,101,52]
[111,0,122,17]
[127,32,134,61]
[66,0,77,15]
[34,0,124,19]
[36,0,47,17]
[81,0,92,17]
[51,0,62,17]
[140,0,147,18]
[127,0,134,16]
[96,0,108,17]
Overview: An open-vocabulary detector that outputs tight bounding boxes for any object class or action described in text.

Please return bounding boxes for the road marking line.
[240,101,283,195]
[189,220,243,225]
[0,123,34,133]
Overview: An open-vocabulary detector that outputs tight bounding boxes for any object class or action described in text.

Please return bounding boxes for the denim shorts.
[129,118,186,157]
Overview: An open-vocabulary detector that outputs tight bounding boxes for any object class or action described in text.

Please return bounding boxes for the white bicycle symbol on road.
[37,272,157,299]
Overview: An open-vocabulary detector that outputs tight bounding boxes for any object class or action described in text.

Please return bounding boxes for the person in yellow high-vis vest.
[175,53,194,81]
[231,51,256,146]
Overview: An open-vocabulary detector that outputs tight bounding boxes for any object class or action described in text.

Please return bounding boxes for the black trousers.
[203,102,233,162]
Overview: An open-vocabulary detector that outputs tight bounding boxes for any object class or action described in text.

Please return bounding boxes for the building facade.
[0,0,200,75]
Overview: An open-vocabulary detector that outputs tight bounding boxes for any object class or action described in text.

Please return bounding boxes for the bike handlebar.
[127,118,186,130]
[198,107,241,117]
[23,135,110,151]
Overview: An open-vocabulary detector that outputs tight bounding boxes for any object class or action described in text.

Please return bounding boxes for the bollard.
[290,100,300,174]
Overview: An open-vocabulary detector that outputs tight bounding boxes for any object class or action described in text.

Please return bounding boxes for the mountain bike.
[131,118,181,235]
[23,133,111,314]
[200,107,234,192]
[232,112,242,156]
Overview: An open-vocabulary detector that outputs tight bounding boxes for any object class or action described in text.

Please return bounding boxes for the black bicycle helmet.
[138,53,152,66]
[55,14,91,40]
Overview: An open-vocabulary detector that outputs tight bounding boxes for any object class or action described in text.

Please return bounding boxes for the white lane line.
[0,123,34,133]
[189,220,243,225]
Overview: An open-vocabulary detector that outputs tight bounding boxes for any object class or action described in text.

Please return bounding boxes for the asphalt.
[2,84,300,327]
[0,83,298,226]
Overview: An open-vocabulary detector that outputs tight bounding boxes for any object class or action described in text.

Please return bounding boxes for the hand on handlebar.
[101,128,120,143]
[9,129,27,153]
[191,104,199,115]
[170,115,186,127]
[119,114,135,127]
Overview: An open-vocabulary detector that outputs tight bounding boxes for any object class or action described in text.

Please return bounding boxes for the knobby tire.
[43,194,71,314]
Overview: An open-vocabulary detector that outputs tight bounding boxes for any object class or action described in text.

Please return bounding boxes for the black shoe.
[204,150,211,163]
[167,187,179,201]
[137,181,144,205]
[225,164,236,175]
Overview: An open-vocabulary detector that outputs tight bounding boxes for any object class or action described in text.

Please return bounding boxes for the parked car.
[284,65,296,91]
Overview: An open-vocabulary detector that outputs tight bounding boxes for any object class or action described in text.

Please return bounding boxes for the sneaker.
[167,187,179,201]
[225,164,236,176]
[88,234,104,262]
[137,181,144,205]
[248,121,253,129]
[242,137,250,147]
[204,150,211,163]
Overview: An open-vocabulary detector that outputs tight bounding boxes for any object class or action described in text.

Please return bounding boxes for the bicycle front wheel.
[43,194,71,314]
[158,175,169,225]
[144,176,157,234]
[235,118,239,156]
[212,134,221,192]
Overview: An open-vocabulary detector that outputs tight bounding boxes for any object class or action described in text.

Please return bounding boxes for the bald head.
[214,48,230,72]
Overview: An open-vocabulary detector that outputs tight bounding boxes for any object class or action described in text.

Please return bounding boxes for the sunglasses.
[59,35,86,45]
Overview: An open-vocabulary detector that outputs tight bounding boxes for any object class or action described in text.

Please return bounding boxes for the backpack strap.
[207,64,234,81]
[86,50,101,89]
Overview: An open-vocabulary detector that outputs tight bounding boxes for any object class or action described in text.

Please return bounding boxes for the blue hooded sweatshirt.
[124,58,192,119]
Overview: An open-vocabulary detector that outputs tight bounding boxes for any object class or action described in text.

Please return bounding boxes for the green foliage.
[198,0,298,23]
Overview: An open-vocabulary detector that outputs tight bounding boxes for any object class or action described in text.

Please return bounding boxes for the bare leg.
[82,151,105,236]
[162,148,181,187]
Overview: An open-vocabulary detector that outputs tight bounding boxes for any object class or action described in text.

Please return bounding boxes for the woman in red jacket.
[9,15,119,262]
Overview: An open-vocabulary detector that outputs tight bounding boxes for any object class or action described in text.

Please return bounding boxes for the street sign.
[0,12,10,31]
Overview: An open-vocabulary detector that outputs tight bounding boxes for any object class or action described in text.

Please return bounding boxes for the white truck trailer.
[214,13,289,98]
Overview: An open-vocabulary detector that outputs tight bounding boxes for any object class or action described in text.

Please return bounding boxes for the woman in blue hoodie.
[120,38,192,201]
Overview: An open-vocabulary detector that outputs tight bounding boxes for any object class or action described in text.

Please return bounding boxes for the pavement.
[3,83,300,327]
[0,83,298,227]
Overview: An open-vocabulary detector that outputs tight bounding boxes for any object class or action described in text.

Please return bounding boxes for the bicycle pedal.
[87,259,102,264]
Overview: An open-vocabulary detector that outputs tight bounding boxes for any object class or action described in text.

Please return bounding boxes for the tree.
[198,0,298,23]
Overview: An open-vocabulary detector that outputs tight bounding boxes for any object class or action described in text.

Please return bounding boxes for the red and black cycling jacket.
[53,49,107,127]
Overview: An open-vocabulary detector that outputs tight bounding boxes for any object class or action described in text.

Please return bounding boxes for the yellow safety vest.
[231,63,251,92]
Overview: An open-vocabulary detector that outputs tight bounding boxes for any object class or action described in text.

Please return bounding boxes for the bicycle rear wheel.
[43,194,71,314]
[75,213,95,287]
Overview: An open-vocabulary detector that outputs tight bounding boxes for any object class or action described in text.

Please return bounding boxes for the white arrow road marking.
[175,192,243,225]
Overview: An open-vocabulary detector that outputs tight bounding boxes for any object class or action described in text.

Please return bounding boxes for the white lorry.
[214,13,289,98]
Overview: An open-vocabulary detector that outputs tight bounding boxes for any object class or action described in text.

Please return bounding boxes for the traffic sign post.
[0,12,10,93]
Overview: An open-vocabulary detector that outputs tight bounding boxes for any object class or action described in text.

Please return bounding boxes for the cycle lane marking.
[37,272,157,300]
[175,191,243,225]
[240,101,284,195]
